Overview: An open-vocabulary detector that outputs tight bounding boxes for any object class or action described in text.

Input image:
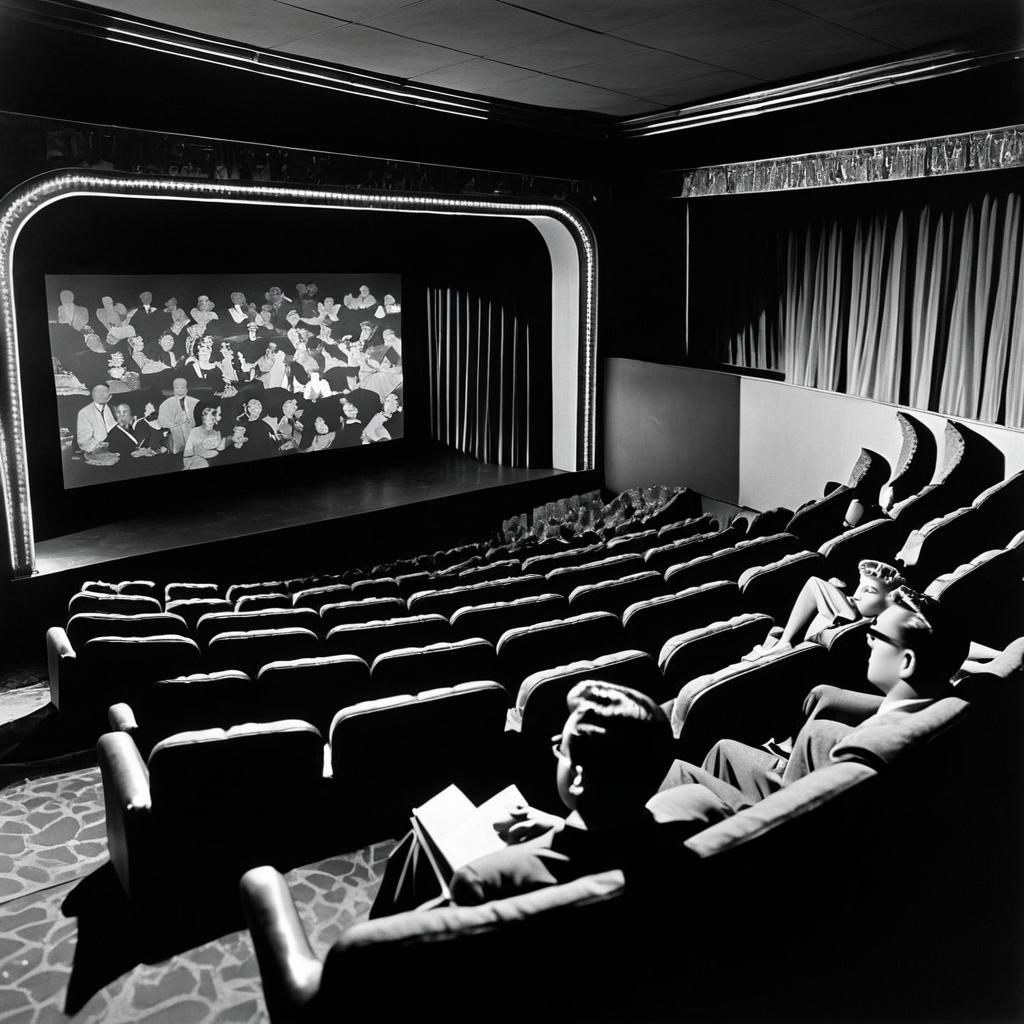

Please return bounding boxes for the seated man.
[371,682,726,916]
[661,586,968,813]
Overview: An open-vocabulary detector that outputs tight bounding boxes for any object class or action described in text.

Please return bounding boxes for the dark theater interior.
[0,1,1022,1021]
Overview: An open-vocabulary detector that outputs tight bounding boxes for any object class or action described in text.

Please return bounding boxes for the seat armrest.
[240,866,323,1021]
[504,706,522,732]
[97,731,152,898]
[108,702,139,735]
[46,627,74,711]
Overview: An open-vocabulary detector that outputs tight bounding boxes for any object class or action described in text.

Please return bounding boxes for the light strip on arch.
[0,171,597,577]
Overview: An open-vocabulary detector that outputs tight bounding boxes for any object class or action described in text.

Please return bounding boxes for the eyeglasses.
[866,626,905,650]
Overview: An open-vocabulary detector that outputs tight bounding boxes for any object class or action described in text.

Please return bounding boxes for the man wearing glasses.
[658,587,968,812]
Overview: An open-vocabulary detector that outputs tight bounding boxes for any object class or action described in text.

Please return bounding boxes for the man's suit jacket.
[127,306,164,342]
[76,402,116,452]
[105,420,153,457]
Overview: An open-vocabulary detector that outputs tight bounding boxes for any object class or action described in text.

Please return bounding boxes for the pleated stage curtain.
[425,286,551,467]
[690,178,1024,427]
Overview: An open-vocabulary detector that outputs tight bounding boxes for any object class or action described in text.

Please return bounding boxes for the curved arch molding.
[0,171,597,577]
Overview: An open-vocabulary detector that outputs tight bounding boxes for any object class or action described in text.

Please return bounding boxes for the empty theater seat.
[739,551,825,623]
[65,612,188,651]
[745,507,794,539]
[106,669,254,756]
[225,581,290,604]
[256,655,373,735]
[659,613,774,693]
[496,612,625,692]
[521,543,606,576]
[165,598,233,631]
[895,506,983,587]
[971,470,1024,547]
[818,517,901,585]
[395,572,434,599]
[640,487,702,528]
[68,592,162,618]
[654,512,719,545]
[83,579,157,597]
[643,526,742,575]
[449,594,568,644]
[457,560,523,583]
[350,578,400,599]
[206,627,320,677]
[320,597,406,631]
[407,575,548,618]
[328,682,511,838]
[326,614,451,661]
[370,638,497,697]
[195,608,322,648]
[235,592,292,614]
[621,581,743,658]
[604,529,659,557]
[544,554,645,596]
[668,641,829,762]
[164,582,220,604]
[665,533,801,591]
[292,583,354,611]
[99,720,325,904]
[567,571,665,617]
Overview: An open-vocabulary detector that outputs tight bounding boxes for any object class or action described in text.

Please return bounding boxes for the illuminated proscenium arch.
[0,172,597,578]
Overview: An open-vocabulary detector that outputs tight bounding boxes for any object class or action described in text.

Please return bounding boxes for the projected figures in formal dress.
[46,274,404,488]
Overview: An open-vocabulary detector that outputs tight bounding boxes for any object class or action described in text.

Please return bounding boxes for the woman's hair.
[857,559,906,589]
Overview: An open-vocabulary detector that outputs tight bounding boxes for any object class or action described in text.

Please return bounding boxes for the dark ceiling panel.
[485,27,650,73]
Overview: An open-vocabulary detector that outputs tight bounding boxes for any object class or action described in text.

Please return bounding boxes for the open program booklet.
[411,783,527,894]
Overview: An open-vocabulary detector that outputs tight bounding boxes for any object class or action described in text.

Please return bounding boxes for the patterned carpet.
[0,766,397,1023]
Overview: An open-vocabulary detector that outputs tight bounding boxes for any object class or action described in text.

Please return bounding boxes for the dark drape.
[688,171,1024,427]
[426,286,551,467]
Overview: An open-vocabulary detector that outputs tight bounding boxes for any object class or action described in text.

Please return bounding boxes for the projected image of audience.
[48,274,404,487]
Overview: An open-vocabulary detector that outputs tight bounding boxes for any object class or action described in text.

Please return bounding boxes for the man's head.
[552,681,674,826]
[113,401,132,425]
[245,399,263,420]
[91,384,110,406]
[171,378,188,398]
[866,587,966,698]
[230,291,246,306]
[139,291,153,306]
[286,309,301,326]
[59,289,74,304]
[159,334,175,352]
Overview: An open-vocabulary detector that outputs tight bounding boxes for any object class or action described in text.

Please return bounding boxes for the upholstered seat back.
[817,619,873,691]
[165,597,233,631]
[456,560,523,583]
[292,583,353,611]
[407,575,548,618]
[655,513,718,545]
[395,572,434,599]
[670,641,828,762]
[621,581,742,658]
[329,682,511,817]
[544,554,645,596]
[449,594,568,644]
[320,597,406,631]
[521,543,606,575]
[370,639,498,698]
[225,581,289,604]
[84,579,157,597]
[235,592,292,613]
[640,487,702,529]
[567,571,665,618]
[81,634,202,708]
[643,526,741,574]
[496,612,625,692]
[196,608,321,648]
[67,612,188,651]
[745,507,794,539]
[818,517,899,586]
[325,614,451,661]
[68,591,162,618]
[784,485,854,550]
[257,655,372,734]
[206,627,320,677]
[971,470,1024,547]
[164,582,219,604]
[665,533,800,591]
[604,529,659,557]
[895,505,981,587]
[738,551,825,622]
[659,613,773,692]
[350,577,400,599]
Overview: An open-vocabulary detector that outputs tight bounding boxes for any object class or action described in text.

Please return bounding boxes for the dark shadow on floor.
[0,703,95,788]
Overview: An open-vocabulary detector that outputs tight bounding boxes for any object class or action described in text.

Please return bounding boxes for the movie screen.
[46,273,404,488]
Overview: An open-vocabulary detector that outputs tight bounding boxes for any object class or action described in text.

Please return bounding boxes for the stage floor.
[33,447,571,576]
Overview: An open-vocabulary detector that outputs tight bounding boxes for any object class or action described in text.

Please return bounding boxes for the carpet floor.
[0,765,396,1023]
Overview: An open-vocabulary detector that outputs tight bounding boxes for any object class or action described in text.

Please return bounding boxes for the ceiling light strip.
[0,171,597,577]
